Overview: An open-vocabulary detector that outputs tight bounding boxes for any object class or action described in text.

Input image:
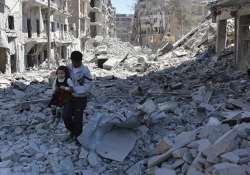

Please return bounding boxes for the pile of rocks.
[147,122,250,175]
[1,18,250,175]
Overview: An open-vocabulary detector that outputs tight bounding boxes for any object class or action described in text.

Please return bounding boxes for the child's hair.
[70,51,83,62]
[56,66,70,79]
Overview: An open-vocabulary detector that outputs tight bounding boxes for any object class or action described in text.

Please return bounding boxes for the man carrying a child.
[49,51,92,145]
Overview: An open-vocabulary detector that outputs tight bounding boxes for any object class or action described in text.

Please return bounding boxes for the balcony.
[22,0,58,11]
[89,21,103,26]
[6,30,18,38]
[89,6,102,13]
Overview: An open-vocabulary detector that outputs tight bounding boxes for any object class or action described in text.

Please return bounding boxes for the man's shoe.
[63,133,74,143]
[75,139,81,146]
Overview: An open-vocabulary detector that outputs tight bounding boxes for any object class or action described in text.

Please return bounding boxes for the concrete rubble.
[1,18,250,175]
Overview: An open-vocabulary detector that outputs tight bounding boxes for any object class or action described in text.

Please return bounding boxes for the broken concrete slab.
[126,160,144,175]
[174,131,196,148]
[158,102,178,113]
[155,137,173,155]
[103,54,128,70]
[227,99,250,112]
[87,152,101,167]
[157,42,173,56]
[188,139,211,152]
[212,163,246,175]
[96,128,137,162]
[221,152,240,163]
[202,127,239,162]
[155,167,176,175]
[139,99,157,114]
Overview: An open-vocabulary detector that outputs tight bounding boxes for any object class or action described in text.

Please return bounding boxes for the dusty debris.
[96,128,137,162]
[1,16,250,175]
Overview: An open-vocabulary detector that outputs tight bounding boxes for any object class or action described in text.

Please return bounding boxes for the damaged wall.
[115,14,133,42]
[132,0,209,48]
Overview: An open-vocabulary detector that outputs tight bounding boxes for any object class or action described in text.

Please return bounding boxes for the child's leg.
[53,107,62,127]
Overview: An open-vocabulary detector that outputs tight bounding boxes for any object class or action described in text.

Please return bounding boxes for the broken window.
[90,0,95,8]
[8,16,15,30]
[27,19,32,38]
[10,54,17,73]
[36,19,40,36]
[64,24,68,32]
[89,12,96,22]
[90,25,97,38]
[51,22,55,32]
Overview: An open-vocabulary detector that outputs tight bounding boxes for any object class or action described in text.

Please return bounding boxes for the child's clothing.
[49,77,73,127]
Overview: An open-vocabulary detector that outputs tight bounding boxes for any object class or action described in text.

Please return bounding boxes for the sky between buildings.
[112,0,135,14]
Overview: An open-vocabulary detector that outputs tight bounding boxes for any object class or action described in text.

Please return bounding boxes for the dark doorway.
[27,18,32,38]
[10,54,17,73]
[36,19,40,36]
[90,0,95,8]
[8,16,15,30]
[90,25,97,38]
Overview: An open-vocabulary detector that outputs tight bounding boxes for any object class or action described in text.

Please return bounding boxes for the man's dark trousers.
[62,97,87,137]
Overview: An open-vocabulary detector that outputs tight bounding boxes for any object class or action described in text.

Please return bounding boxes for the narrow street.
[1,17,250,175]
[1,0,250,175]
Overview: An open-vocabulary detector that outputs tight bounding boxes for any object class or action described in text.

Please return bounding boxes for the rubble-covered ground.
[1,19,250,175]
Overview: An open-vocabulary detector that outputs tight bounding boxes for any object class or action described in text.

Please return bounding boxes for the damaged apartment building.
[115,14,133,42]
[0,0,22,74]
[0,0,116,74]
[22,0,77,69]
[132,0,209,48]
[89,0,116,38]
[210,0,250,70]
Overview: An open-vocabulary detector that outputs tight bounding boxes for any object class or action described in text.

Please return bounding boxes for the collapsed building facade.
[210,0,250,70]
[0,0,22,74]
[115,14,133,42]
[89,0,116,38]
[22,0,76,70]
[132,0,209,48]
[0,0,116,74]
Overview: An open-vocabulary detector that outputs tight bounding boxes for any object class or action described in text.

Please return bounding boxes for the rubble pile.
[148,122,250,175]
[0,22,250,175]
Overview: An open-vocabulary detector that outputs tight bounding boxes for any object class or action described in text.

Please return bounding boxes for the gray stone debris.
[1,19,250,174]
[96,128,137,162]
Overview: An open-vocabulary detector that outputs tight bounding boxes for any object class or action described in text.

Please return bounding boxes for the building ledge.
[6,30,18,38]
[90,22,103,26]
[90,7,102,13]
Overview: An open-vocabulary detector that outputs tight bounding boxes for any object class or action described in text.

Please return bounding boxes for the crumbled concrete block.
[183,151,194,164]
[141,99,157,114]
[79,148,89,159]
[212,163,246,175]
[155,137,173,155]
[174,131,196,148]
[202,128,239,162]
[155,167,176,175]
[170,159,185,169]
[96,128,137,162]
[186,167,205,175]
[173,148,188,158]
[158,102,178,113]
[1,149,15,161]
[188,139,211,152]
[126,160,144,175]
[87,152,101,167]
[221,152,240,163]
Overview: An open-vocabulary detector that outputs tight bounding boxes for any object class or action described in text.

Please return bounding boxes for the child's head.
[56,66,70,80]
[70,51,83,68]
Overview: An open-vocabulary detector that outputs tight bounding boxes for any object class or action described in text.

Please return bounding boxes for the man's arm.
[73,66,92,95]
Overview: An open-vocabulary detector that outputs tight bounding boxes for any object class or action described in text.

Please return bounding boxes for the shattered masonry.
[1,0,250,174]
[0,0,116,74]
[132,0,209,49]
